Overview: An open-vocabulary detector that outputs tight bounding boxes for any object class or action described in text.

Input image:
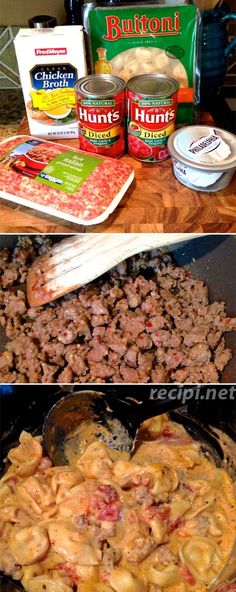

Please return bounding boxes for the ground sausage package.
[83,2,200,126]
[0,135,134,225]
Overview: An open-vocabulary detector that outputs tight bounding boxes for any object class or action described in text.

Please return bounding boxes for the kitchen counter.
[0,113,235,233]
[0,89,25,140]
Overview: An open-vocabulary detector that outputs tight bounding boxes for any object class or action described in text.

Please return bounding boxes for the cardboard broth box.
[14,26,87,140]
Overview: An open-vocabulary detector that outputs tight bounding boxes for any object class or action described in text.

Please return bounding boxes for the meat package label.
[86,4,199,125]
[0,140,102,195]
[0,135,134,224]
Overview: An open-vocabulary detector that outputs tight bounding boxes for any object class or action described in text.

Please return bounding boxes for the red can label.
[127,89,178,162]
[76,90,126,158]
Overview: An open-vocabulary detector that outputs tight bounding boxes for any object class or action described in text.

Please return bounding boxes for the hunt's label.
[76,82,126,157]
[127,85,178,162]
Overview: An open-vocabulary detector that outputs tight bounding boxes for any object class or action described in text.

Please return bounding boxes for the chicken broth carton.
[14,26,87,139]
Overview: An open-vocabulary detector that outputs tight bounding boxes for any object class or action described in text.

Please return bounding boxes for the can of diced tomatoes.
[127,74,179,162]
[75,75,126,158]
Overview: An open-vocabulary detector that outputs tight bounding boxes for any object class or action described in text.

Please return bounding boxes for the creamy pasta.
[0,415,235,592]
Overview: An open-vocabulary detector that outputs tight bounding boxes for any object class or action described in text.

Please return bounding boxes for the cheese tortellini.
[7,431,43,477]
[179,536,223,584]
[22,574,73,592]
[8,525,49,565]
[0,418,235,592]
[110,568,145,592]
[110,46,188,87]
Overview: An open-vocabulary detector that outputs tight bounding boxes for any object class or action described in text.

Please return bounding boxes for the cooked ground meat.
[0,238,235,384]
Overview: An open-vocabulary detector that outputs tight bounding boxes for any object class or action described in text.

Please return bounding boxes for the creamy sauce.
[64,419,130,464]
[0,415,235,592]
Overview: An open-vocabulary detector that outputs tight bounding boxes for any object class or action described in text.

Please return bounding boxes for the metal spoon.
[43,389,224,466]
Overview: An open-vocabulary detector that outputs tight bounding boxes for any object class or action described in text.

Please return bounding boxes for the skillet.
[0,234,236,382]
[1,385,236,591]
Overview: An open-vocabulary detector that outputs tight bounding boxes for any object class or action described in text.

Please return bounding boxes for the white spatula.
[27,233,202,307]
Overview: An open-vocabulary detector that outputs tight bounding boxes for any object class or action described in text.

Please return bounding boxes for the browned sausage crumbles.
[0,237,235,383]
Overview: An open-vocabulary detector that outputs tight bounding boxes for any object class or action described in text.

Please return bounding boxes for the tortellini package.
[83,2,200,126]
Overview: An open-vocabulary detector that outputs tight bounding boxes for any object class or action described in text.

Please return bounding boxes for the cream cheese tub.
[168,125,236,192]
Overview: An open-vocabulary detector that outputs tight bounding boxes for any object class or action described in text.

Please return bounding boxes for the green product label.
[88,4,198,124]
[92,137,118,146]
[144,138,168,147]
[36,151,102,194]
[81,99,116,107]
[139,99,173,107]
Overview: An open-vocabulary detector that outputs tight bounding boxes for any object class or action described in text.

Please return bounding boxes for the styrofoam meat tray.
[0,135,134,226]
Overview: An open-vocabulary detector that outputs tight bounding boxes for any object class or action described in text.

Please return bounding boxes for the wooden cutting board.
[0,114,235,234]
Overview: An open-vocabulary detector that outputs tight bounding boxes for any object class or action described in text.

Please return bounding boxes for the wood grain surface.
[0,116,235,234]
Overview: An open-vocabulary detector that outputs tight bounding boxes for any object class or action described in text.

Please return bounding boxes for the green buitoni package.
[83,3,200,126]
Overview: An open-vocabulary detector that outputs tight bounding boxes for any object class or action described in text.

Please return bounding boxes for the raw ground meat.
[0,237,235,384]
[0,136,133,222]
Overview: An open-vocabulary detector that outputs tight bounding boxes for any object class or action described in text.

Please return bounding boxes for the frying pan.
[0,234,236,382]
[0,385,236,591]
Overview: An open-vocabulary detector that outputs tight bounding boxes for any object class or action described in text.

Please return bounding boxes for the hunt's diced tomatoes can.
[127,74,179,162]
[75,74,126,158]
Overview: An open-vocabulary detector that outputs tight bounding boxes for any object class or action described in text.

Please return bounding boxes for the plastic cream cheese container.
[168,125,236,191]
